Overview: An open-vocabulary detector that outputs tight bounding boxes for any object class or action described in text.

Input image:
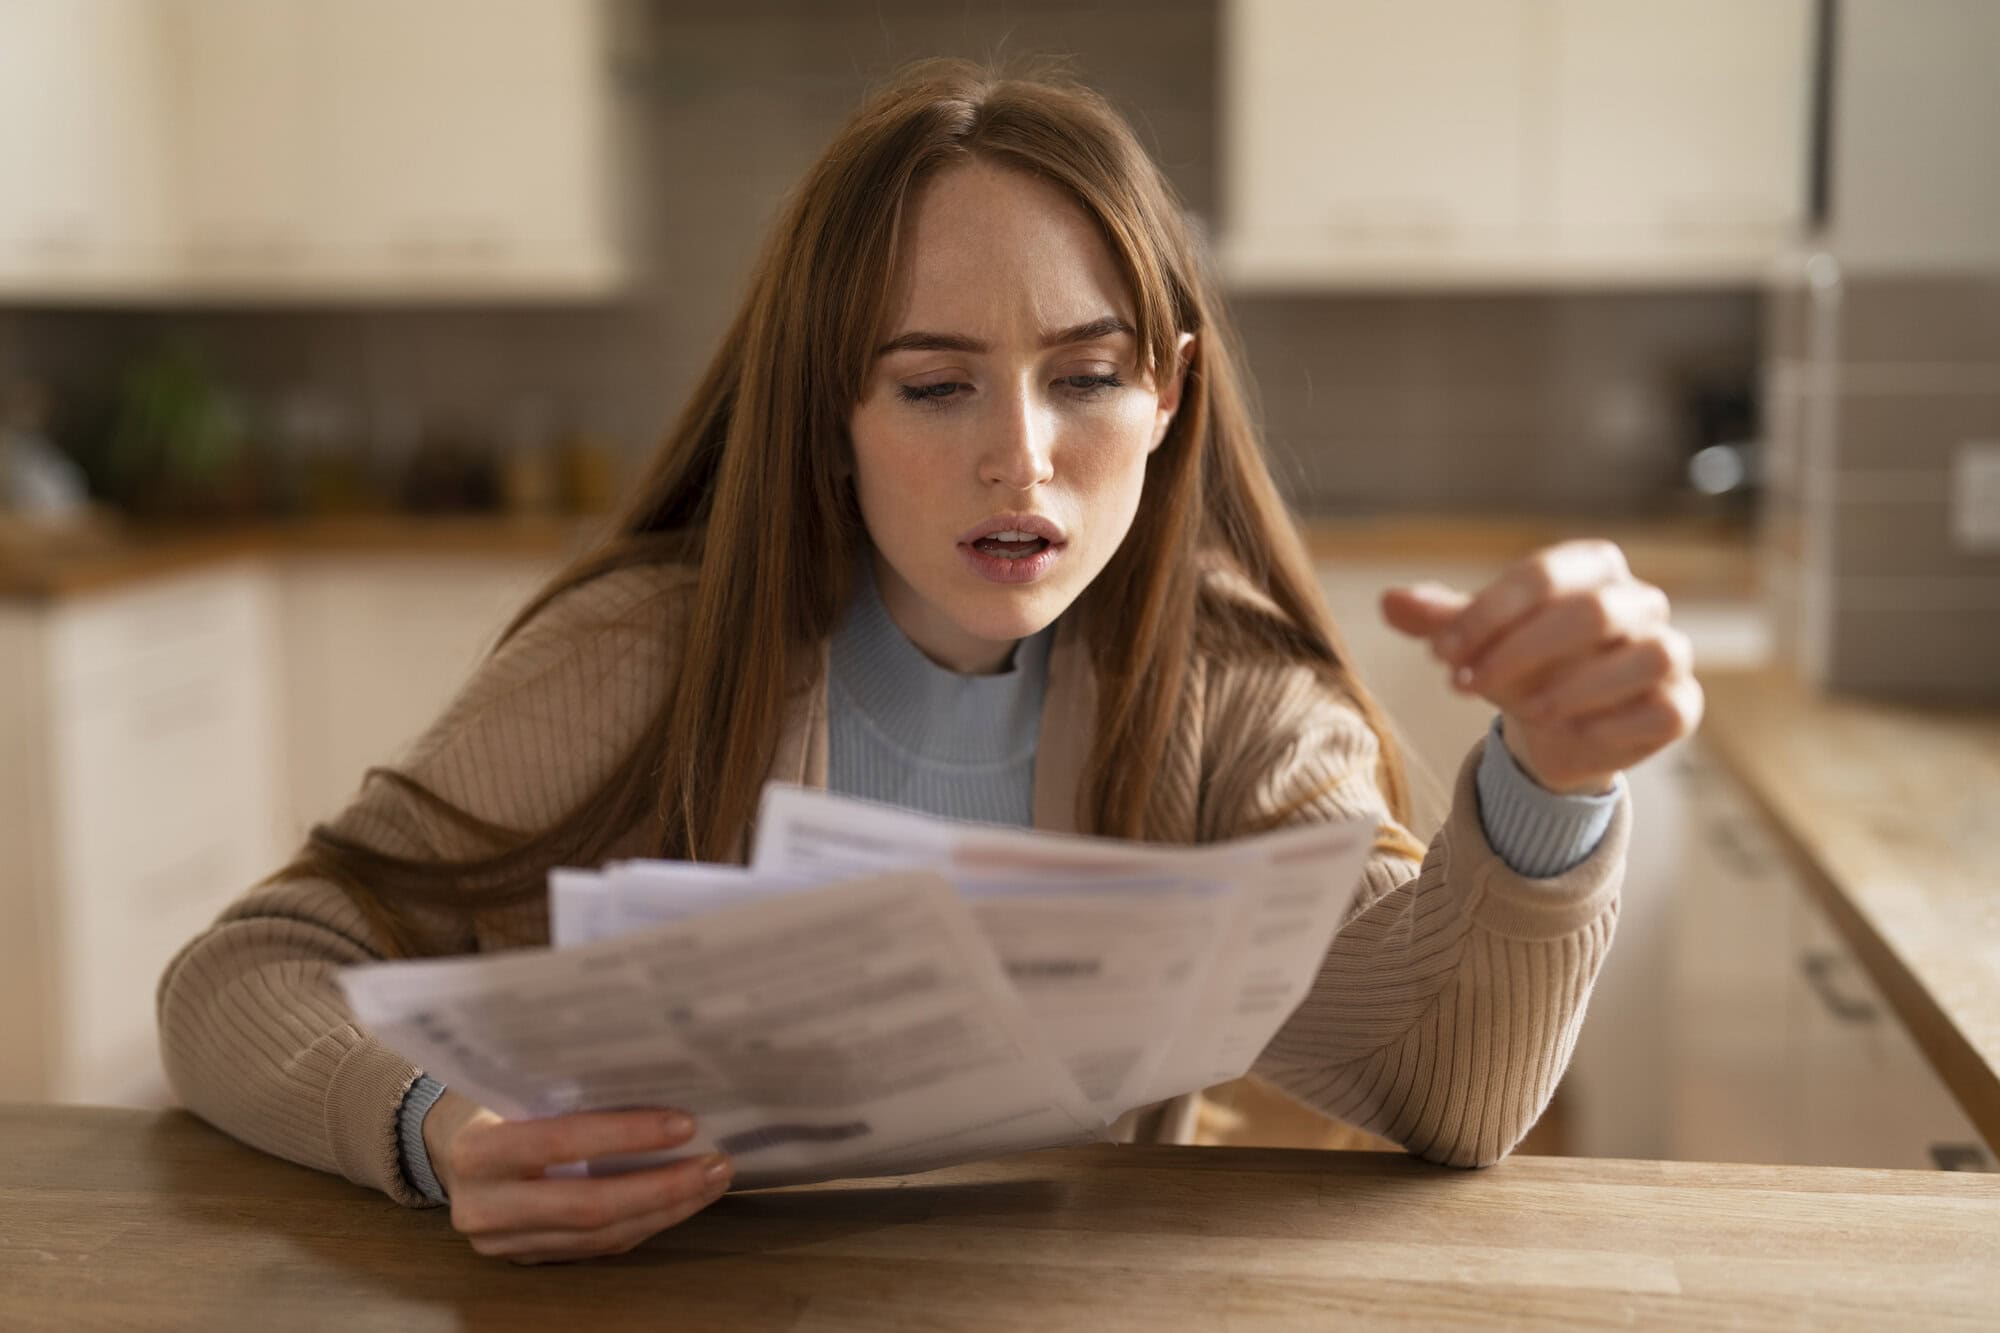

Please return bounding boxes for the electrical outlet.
[1952,441,2000,552]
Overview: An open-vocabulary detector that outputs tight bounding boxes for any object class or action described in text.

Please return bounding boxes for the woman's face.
[848,160,1192,674]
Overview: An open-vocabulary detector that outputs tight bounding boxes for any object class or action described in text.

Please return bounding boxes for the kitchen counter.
[0,511,1755,603]
[1699,669,2000,1153]
[0,513,596,601]
[1302,512,1757,601]
[6,1105,1998,1330]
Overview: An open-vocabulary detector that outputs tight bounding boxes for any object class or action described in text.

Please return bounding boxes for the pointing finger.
[1380,583,1471,640]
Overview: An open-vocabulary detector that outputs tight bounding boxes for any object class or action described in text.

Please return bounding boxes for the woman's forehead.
[882,160,1137,341]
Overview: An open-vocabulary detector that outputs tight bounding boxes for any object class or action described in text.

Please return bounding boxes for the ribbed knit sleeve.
[1206,662,1627,1169]
[154,564,688,1205]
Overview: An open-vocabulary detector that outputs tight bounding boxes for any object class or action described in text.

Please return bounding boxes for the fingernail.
[661,1111,694,1139]
[703,1154,734,1189]
[1452,665,1476,691]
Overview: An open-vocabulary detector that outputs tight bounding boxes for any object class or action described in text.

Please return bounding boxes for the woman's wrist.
[421,1088,495,1200]
[1476,715,1620,879]
[1499,714,1618,796]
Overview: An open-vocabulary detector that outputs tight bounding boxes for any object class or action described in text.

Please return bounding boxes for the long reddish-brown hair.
[297,58,1420,940]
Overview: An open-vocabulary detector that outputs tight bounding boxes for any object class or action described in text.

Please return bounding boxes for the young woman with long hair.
[158,59,1700,1265]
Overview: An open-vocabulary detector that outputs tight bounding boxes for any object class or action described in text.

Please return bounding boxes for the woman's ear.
[1149,332,1198,453]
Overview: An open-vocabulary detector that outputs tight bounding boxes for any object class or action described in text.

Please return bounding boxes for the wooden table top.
[1700,670,2000,1153]
[5,1106,1998,1331]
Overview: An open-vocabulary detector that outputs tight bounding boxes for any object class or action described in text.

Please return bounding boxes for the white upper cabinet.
[164,0,322,284]
[1221,0,1814,289]
[296,0,624,296]
[1827,0,2000,271]
[0,0,175,294]
[1546,0,1810,260]
[0,0,630,301]
[1225,1,1530,259]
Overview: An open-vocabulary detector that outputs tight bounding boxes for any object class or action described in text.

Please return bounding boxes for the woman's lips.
[957,512,1068,545]
[958,534,1065,585]
[955,511,1068,585]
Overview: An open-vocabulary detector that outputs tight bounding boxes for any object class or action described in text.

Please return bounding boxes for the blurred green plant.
[97,338,248,518]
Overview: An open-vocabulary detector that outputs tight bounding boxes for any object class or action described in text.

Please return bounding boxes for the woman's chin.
[943,587,1070,648]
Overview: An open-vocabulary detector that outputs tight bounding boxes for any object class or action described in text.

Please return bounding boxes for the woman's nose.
[978,386,1056,491]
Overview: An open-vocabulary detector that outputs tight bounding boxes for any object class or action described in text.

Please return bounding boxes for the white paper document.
[339,785,1377,1189]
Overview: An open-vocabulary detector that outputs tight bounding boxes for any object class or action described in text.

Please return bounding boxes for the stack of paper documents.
[339,784,1375,1188]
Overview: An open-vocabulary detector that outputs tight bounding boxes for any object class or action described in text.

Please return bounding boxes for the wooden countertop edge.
[1698,669,2000,1155]
[3,513,1758,602]
[0,515,597,601]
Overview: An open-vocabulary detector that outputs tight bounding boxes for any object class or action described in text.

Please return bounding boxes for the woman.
[158,60,1699,1264]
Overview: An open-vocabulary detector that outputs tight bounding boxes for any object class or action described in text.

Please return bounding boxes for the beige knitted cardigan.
[156,563,1628,1207]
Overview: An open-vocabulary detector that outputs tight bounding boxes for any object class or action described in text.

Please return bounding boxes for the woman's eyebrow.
[874,315,1135,358]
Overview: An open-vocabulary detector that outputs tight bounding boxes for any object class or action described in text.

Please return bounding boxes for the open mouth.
[969,532,1053,560]
[957,514,1067,583]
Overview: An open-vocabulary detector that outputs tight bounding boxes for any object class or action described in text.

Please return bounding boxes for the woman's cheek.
[857,420,939,519]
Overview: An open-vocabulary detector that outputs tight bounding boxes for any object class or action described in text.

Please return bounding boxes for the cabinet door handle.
[1929,1143,1993,1172]
[1800,950,1881,1024]
[1710,819,1772,877]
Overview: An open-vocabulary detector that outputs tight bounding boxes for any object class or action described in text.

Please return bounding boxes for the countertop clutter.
[1699,670,2000,1153]
[5,1106,1996,1331]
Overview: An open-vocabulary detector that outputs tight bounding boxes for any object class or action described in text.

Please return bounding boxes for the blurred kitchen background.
[2,1,1995,1175]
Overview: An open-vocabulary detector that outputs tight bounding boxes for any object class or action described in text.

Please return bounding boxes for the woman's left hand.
[1380,540,1704,796]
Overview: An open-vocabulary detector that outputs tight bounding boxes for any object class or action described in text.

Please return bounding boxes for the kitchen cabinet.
[1659,742,1990,1170]
[1223,1,1531,286]
[1826,0,2000,270]
[0,0,631,301]
[0,0,175,296]
[303,0,625,297]
[0,544,556,1106]
[0,562,286,1105]
[1221,0,1813,289]
[279,553,552,841]
[165,0,629,299]
[1545,0,1810,267]
[1787,854,1991,1171]
[160,0,320,284]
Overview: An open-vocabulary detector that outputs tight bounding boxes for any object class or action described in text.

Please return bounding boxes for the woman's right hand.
[422,1089,734,1264]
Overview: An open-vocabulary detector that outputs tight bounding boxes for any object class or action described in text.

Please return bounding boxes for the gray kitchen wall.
[0,0,1755,517]
[1238,292,1755,513]
[1766,274,2000,698]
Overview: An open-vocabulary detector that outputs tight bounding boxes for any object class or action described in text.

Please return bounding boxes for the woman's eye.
[896,382,965,407]
[1062,372,1123,396]
[894,372,1124,410]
